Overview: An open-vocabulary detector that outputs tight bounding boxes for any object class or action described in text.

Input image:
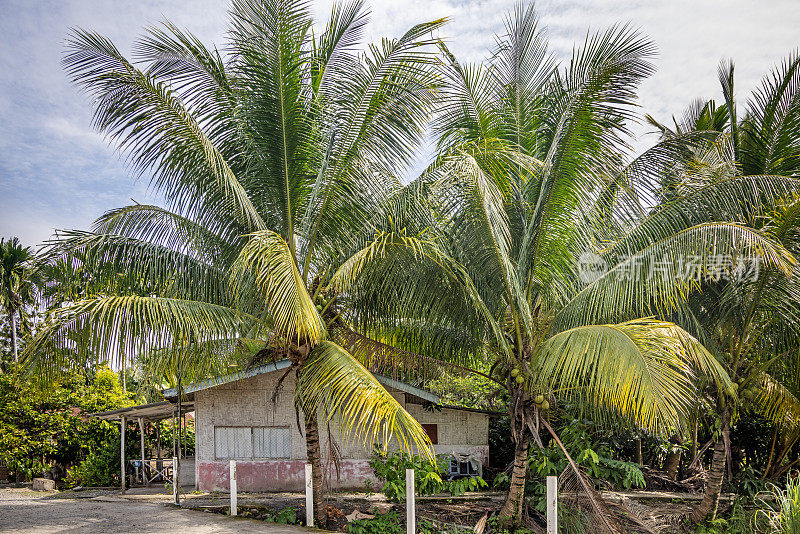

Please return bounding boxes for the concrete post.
[305,463,314,527]
[406,469,415,534]
[230,460,237,516]
[120,416,126,494]
[547,475,558,534]
[172,456,179,505]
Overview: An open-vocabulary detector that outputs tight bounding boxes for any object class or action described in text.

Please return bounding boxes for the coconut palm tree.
[645,53,800,521]
[331,7,797,529]
[23,0,446,525]
[0,238,39,364]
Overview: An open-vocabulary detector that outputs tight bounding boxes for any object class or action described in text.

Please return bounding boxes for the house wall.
[194,371,490,492]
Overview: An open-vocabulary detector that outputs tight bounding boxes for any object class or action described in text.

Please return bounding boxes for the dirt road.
[0,488,313,533]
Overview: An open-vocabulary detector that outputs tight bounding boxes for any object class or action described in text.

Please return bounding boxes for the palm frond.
[230,230,325,344]
[22,296,259,378]
[64,29,264,231]
[536,319,732,434]
[296,340,434,459]
[557,222,796,331]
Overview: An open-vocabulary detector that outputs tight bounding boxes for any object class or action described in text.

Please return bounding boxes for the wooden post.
[138,417,147,487]
[172,456,178,505]
[546,475,558,534]
[305,463,314,527]
[406,468,415,534]
[230,460,237,516]
[120,416,126,494]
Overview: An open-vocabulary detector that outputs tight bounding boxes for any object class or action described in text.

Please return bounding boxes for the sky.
[1,0,798,248]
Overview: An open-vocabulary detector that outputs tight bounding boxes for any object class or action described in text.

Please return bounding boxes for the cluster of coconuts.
[533,393,550,411]
[509,368,550,410]
[314,294,326,315]
[734,378,758,403]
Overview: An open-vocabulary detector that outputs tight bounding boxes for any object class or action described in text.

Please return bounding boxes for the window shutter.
[214,427,252,459]
[253,427,291,458]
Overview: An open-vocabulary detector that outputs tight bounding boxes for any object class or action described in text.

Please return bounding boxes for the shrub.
[369,447,487,502]
[64,443,120,487]
[346,510,404,534]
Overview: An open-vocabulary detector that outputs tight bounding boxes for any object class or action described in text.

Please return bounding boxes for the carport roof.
[91,400,195,422]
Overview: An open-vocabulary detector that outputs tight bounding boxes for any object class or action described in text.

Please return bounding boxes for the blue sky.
[1,0,799,247]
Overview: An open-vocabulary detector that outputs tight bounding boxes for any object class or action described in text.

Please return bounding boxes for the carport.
[92,399,195,495]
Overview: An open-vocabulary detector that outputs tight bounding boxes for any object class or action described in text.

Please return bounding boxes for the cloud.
[1,0,799,247]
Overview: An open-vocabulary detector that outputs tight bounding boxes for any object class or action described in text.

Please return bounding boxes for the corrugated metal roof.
[161,358,442,405]
[161,359,293,398]
[91,400,195,421]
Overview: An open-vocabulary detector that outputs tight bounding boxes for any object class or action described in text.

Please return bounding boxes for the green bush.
[369,447,487,502]
[346,510,404,534]
[525,417,644,512]
[0,363,133,483]
[264,507,299,524]
[64,441,121,487]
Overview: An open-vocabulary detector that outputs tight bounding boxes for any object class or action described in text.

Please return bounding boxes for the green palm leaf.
[536,319,732,434]
[230,230,325,344]
[296,340,433,459]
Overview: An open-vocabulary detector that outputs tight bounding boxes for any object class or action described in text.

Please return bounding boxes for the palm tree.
[333,7,798,528]
[24,0,446,525]
[0,238,39,364]
[647,53,800,522]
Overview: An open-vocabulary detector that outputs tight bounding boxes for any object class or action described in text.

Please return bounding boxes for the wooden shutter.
[421,424,438,445]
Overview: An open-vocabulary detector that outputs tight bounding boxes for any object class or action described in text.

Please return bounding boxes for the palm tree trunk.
[9,311,18,362]
[499,438,529,523]
[690,412,730,522]
[304,408,326,528]
[763,426,779,479]
[665,435,682,480]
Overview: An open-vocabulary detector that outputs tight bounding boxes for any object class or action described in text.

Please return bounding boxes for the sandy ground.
[0,487,317,533]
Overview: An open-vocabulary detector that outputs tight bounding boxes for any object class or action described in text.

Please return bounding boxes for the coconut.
[540,400,550,410]
[534,394,544,404]
[515,375,525,384]
[510,368,520,378]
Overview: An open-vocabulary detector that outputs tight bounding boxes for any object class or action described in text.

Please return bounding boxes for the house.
[161,359,495,492]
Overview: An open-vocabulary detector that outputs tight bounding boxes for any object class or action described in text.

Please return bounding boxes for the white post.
[546,475,558,534]
[120,416,126,494]
[406,468,415,534]
[230,460,237,516]
[138,417,147,487]
[172,456,179,505]
[305,463,314,527]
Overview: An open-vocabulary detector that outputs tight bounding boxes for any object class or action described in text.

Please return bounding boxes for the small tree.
[0,237,39,364]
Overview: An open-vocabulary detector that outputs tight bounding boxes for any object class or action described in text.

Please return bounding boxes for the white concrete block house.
[164,359,494,492]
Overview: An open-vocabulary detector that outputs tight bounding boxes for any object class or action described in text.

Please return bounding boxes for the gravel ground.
[0,487,317,533]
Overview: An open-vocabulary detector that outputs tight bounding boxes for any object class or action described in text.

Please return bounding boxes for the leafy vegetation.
[0,358,132,484]
[346,510,404,534]
[2,0,800,532]
[369,447,487,502]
